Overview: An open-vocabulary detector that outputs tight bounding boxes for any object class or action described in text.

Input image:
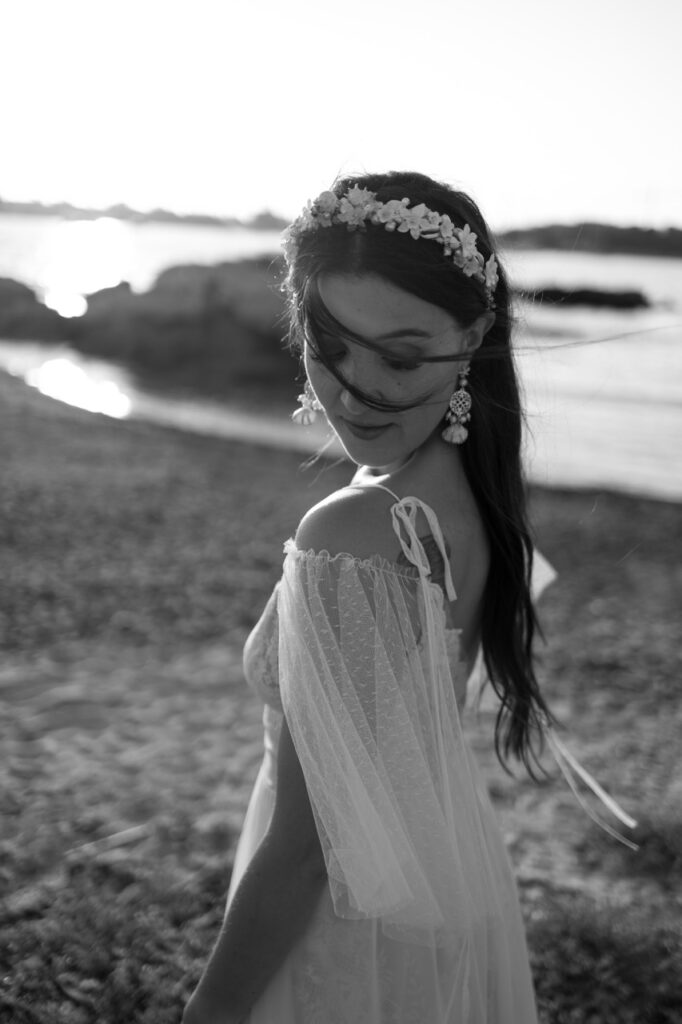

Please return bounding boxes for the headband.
[283,185,499,308]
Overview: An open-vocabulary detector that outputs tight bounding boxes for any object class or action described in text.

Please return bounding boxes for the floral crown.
[282,185,499,308]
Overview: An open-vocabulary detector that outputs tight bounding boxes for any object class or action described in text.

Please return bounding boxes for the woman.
[183,171,633,1024]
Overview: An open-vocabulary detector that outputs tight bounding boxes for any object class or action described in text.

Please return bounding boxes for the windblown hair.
[283,170,555,776]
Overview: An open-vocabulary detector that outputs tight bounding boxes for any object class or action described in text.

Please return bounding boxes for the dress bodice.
[243,567,467,714]
[243,484,470,730]
[243,559,467,792]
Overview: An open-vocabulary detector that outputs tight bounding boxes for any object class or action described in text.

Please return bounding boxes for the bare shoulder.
[295,486,397,562]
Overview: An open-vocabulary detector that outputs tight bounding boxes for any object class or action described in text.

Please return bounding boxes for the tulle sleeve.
[276,539,485,945]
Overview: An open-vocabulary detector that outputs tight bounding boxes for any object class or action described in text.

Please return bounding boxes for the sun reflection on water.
[26,357,132,418]
[40,217,132,316]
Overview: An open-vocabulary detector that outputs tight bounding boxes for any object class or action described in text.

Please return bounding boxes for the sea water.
[0,214,680,500]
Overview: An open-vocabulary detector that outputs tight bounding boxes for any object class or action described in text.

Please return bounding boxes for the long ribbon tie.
[545,726,639,851]
[391,501,638,852]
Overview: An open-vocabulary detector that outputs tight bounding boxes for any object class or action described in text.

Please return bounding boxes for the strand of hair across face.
[518,320,681,351]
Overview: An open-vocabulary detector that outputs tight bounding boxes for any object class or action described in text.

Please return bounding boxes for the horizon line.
[1,196,682,236]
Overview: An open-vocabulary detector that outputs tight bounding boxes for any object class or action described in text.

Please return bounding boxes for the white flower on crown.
[336,186,378,227]
[346,186,375,208]
[374,198,409,230]
[337,188,375,227]
[397,203,433,240]
[422,209,442,234]
[438,214,455,242]
[457,224,479,261]
[337,201,365,227]
[316,191,338,213]
[484,254,499,291]
[313,190,339,226]
[456,256,478,278]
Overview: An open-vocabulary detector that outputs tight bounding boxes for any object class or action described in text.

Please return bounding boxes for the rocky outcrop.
[0,278,69,339]
[500,223,682,258]
[70,258,296,400]
[0,256,653,404]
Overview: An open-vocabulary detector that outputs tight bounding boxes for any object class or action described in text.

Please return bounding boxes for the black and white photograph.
[1,1,680,1021]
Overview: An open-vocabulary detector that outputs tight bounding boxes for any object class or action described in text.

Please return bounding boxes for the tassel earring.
[442,364,472,445]
[292,379,323,425]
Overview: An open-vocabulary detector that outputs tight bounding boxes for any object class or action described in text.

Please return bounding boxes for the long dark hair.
[284,170,555,776]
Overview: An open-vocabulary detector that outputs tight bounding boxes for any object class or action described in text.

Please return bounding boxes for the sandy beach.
[1,370,680,1023]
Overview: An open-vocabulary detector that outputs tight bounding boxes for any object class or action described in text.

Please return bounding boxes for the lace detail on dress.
[282,541,423,582]
[243,583,282,710]
[276,540,482,944]
[244,543,467,716]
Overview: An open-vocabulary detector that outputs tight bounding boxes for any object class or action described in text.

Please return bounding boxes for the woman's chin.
[333,433,390,467]
[338,442,408,475]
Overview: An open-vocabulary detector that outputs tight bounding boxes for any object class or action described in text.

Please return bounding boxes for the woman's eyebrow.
[372,328,433,343]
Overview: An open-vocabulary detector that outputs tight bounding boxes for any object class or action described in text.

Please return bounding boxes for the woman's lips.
[340,418,392,439]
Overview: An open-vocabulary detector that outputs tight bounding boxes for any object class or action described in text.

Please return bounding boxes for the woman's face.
[304,273,482,473]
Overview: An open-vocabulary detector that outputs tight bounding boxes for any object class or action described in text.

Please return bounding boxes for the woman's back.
[350,433,491,677]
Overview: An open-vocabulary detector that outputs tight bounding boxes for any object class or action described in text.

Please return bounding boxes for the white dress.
[227,483,545,1023]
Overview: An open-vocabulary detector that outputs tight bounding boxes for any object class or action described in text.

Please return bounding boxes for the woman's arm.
[183,718,328,1024]
[185,489,400,1023]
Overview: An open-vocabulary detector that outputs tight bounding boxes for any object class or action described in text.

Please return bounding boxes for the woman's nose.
[337,352,384,413]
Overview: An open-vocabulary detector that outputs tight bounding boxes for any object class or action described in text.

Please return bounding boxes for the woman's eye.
[308,341,421,372]
[385,359,423,372]
[316,349,347,363]
[307,342,347,363]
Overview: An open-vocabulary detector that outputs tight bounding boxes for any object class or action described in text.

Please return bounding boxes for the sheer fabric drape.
[227,487,635,1020]
[266,539,539,1021]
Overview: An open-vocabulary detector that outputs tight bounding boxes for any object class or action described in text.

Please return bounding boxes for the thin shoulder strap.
[390,499,457,602]
[346,481,402,502]
[346,483,457,601]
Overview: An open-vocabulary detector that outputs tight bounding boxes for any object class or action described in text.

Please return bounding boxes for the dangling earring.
[442,364,472,445]
[292,379,322,425]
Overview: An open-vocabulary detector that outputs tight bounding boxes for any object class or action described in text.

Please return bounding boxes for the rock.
[2,258,297,401]
[0,277,69,339]
[71,258,295,399]
[83,280,134,315]
[151,257,285,332]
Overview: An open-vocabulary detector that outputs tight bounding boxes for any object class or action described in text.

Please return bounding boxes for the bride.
[182,171,634,1023]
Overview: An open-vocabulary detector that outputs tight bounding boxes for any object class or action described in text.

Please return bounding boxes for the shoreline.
[3,363,680,506]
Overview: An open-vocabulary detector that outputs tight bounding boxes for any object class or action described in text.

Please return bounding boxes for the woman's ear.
[463,311,495,354]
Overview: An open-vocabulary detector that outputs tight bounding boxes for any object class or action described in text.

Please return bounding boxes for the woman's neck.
[361,434,464,489]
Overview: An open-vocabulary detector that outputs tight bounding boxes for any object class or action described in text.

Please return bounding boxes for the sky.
[3,0,681,230]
